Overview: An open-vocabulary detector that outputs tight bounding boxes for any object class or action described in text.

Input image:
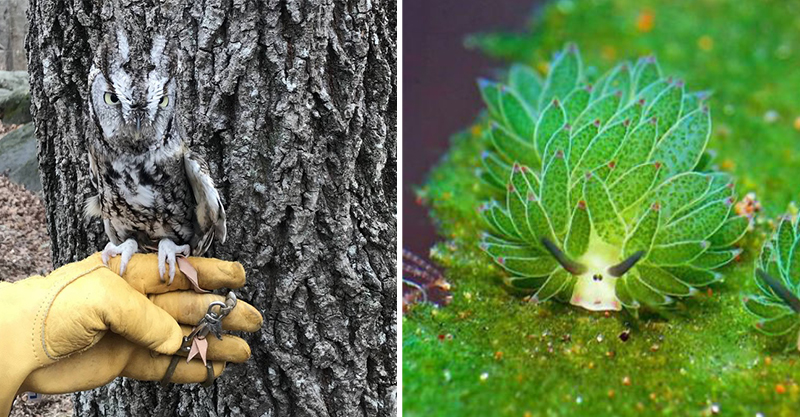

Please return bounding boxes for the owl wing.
[84,149,103,219]
[184,151,227,256]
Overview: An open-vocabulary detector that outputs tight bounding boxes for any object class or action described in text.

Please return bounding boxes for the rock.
[0,123,40,192]
[0,71,28,88]
[0,71,31,124]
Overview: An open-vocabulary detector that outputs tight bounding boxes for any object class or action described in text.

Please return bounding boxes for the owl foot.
[101,239,139,276]
[158,239,190,285]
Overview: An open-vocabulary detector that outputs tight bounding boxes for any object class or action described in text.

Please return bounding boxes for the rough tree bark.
[27,0,396,416]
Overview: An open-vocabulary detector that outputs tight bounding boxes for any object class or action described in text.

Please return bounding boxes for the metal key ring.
[161,292,238,388]
[206,301,228,316]
[219,292,237,317]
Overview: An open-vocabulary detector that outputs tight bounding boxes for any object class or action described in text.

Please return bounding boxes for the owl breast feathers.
[85,146,227,257]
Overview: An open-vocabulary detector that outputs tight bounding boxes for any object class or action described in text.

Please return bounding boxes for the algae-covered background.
[403,0,800,415]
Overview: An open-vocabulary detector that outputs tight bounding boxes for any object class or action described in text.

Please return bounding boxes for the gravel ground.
[0,124,73,416]
[0,122,19,136]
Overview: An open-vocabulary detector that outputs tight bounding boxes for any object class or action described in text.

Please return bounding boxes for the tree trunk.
[27,0,397,416]
[1,0,29,71]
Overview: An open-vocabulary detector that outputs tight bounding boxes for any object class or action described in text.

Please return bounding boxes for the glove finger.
[173,325,252,363]
[122,350,226,383]
[102,253,246,294]
[150,292,263,332]
[87,270,183,355]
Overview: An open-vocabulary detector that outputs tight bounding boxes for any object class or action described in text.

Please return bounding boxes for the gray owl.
[85,29,226,283]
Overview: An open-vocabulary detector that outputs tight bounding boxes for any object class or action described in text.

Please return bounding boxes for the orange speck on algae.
[776,384,786,394]
[794,116,800,131]
[698,35,714,51]
[721,159,735,170]
[537,62,549,75]
[623,376,632,386]
[601,45,617,61]
[636,9,655,32]
[494,351,504,361]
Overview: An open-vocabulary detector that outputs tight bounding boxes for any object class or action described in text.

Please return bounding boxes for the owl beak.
[130,109,146,133]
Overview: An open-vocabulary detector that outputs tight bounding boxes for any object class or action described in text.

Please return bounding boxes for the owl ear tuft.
[116,29,130,63]
[150,35,168,69]
[149,33,178,76]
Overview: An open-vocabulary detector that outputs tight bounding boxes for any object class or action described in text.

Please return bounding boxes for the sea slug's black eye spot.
[593,274,603,282]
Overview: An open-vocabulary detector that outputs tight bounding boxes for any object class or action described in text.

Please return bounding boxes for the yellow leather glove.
[0,253,263,416]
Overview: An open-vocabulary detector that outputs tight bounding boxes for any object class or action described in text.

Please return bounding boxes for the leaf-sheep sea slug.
[746,215,800,348]
[476,43,750,311]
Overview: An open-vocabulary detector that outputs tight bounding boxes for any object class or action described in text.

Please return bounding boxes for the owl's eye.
[103,92,120,105]
[159,95,169,108]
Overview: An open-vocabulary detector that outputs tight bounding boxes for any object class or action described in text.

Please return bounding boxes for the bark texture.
[27,1,396,416]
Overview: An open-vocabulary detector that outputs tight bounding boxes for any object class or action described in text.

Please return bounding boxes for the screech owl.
[84,28,226,283]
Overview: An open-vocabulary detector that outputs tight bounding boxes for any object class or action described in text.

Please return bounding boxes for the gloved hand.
[0,253,263,416]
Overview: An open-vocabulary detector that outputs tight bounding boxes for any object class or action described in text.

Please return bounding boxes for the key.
[160,292,239,387]
[205,314,223,340]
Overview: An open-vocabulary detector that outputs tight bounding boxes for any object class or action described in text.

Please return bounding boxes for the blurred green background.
[403,0,800,415]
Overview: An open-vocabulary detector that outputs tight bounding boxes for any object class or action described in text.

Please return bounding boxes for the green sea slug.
[746,214,800,348]
[477,44,749,311]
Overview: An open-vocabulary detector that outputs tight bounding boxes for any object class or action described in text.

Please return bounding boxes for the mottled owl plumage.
[85,28,226,281]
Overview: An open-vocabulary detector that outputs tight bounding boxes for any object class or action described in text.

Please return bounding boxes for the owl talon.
[101,239,139,276]
[158,239,190,285]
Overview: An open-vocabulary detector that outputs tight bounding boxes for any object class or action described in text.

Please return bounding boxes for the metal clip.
[160,291,238,387]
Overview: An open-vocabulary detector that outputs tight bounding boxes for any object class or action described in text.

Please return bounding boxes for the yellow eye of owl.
[103,92,120,105]
[159,95,169,108]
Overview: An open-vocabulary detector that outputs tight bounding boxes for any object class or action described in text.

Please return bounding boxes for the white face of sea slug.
[570,238,624,311]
